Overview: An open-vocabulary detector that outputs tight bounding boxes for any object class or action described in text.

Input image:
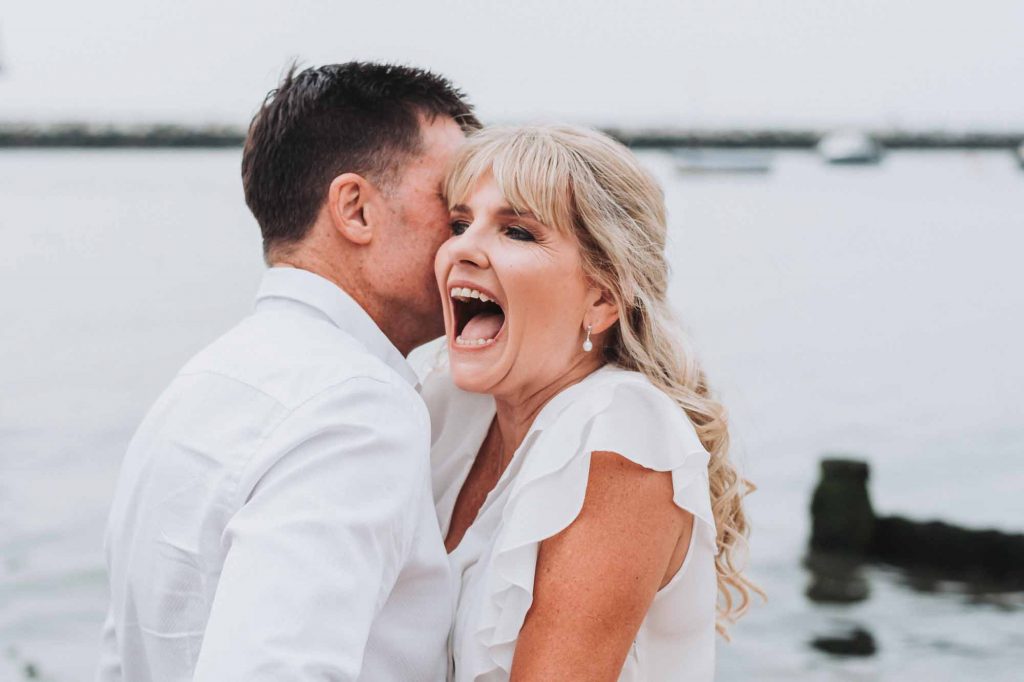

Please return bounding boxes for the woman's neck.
[489,356,606,469]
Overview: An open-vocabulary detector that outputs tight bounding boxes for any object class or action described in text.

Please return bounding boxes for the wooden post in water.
[808,456,1024,591]
[809,458,876,555]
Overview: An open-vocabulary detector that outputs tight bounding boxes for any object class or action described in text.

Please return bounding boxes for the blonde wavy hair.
[443,125,763,634]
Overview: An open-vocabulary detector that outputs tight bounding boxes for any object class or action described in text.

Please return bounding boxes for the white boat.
[817,130,883,164]
[672,149,773,174]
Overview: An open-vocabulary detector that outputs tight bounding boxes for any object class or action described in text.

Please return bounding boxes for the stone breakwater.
[1,123,1022,150]
[0,123,244,148]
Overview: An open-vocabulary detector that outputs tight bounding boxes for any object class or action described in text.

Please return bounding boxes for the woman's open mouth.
[449,285,506,348]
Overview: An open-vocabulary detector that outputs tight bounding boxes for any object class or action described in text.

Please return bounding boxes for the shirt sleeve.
[94,605,122,682]
[192,376,429,682]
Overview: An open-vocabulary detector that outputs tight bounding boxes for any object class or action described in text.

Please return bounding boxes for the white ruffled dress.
[424,364,718,682]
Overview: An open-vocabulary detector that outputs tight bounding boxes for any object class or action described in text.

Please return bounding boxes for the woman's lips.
[448,282,506,348]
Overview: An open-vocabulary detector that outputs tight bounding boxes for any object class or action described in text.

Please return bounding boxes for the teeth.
[449,286,494,303]
[455,335,497,347]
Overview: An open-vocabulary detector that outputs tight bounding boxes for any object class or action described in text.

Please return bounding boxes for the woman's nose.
[448,223,490,269]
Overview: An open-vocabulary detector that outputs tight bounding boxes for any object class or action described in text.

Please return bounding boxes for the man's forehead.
[419,114,467,152]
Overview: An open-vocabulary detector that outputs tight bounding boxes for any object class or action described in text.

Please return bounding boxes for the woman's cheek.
[434,245,454,283]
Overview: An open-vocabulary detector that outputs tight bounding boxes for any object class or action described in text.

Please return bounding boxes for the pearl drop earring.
[582,324,594,352]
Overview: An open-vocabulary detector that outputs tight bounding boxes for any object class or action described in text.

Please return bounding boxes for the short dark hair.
[241,62,480,259]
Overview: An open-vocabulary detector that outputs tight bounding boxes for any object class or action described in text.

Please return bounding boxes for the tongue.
[461,312,504,341]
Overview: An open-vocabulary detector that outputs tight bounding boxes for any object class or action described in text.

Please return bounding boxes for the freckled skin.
[435,175,694,681]
[513,451,692,682]
[369,116,467,350]
[435,175,609,412]
[272,115,466,356]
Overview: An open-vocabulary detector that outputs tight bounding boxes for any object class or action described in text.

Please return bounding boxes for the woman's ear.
[327,173,375,245]
[585,285,620,334]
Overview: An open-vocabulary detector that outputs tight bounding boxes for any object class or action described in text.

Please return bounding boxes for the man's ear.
[327,173,376,245]
[585,285,620,334]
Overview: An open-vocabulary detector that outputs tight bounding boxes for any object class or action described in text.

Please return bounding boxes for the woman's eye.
[450,220,470,236]
[505,225,535,242]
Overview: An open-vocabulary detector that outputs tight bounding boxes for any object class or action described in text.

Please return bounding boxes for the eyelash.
[505,225,536,242]
[449,221,536,242]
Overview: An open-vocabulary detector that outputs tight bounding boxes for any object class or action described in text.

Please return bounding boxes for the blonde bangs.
[444,127,579,234]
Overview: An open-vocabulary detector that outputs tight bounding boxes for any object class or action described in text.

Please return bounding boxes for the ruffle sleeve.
[471,370,717,679]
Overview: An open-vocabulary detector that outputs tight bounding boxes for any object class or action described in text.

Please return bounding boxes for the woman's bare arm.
[510,450,692,681]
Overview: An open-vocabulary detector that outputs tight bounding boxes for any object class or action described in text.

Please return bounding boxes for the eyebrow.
[450,203,540,222]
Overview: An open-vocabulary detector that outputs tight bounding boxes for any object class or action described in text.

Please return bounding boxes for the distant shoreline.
[0,123,1021,150]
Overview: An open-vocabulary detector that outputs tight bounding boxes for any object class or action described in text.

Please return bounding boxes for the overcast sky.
[1,0,1022,130]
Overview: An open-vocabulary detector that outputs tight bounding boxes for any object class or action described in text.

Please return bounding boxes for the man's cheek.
[432,224,451,250]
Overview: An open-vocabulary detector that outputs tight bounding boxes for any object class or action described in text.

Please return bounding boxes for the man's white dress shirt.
[97,267,451,682]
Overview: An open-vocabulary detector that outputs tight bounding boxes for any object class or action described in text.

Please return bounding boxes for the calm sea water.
[1,148,1022,681]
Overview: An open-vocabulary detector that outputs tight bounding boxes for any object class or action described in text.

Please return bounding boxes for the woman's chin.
[449,357,501,395]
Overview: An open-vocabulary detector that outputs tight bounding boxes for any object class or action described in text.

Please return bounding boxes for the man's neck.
[269,256,426,356]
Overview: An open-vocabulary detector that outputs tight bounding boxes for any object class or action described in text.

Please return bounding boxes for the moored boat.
[672,148,773,174]
[817,130,883,164]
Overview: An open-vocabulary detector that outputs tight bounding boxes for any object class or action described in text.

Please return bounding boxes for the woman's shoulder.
[543,365,709,466]
[517,366,715,543]
[512,365,716,538]
[562,364,688,416]
[594,365,689,415]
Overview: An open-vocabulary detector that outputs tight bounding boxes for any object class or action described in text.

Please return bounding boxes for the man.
[97,62,479,681]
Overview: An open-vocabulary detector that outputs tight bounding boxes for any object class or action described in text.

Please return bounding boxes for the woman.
[425,125,760,681]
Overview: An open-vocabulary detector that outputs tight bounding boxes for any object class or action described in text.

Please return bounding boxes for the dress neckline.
[442,364,624,555]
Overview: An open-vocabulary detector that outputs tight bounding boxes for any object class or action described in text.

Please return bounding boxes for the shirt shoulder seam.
[226,373,411,509]
[176,368,289,407]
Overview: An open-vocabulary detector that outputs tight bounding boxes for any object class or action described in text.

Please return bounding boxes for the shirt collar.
[254,267,420,389]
